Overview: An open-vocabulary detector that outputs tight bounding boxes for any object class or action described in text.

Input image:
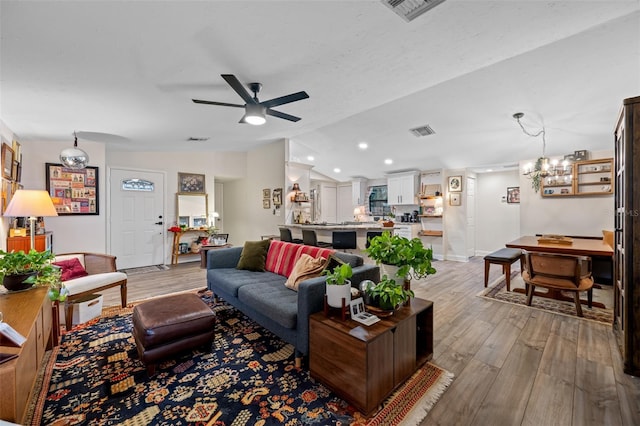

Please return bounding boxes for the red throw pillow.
[53,258,89,281]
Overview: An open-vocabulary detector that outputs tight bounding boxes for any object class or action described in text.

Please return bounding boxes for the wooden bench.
[484,248,523,291]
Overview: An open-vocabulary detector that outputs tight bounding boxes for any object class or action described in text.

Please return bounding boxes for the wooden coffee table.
[309,297,433,416]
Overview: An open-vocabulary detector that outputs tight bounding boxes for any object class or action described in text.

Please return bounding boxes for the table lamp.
[4,190,58,251]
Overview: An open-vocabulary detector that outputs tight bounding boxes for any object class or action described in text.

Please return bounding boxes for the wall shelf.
[541,158,613,197]
[419,230,443,237]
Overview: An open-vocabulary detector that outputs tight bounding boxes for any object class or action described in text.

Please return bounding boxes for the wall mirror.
[177,193,208,228]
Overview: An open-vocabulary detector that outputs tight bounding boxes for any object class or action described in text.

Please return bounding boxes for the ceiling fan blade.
[221,74,257,105]
[192,99,245,108]
[266,108,301,122]
[260,91,309,109]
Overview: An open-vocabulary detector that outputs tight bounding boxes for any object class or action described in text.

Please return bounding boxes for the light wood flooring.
[99,257,640,426]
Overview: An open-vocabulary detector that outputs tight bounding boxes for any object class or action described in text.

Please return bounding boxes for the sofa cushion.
[265,240,334,277]
[285,254,329,291]
[53,257,89,281]
[265,240,301,277]
[63,271,127,296]
[236,239,271,272]
[208,269,286,298]
[238,282,299,329]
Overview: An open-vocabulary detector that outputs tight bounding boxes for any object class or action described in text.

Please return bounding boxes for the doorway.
[108,168,166,269]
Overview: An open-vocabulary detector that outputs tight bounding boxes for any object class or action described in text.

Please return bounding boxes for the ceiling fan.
[192,74,309,125]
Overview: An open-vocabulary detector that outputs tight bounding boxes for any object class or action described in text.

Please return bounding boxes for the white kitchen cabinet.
[352,179,367,206]
[387,173,418,205]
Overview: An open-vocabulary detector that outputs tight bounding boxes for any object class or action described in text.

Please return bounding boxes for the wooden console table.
[0,287,54,423]
[309,297,433,416]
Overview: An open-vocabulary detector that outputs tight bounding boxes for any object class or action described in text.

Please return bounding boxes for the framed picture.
[178,172,205,194]
[507,187,520,204]
[272,188,283,206]
[449,193,461,206]
[448,176,462,192]
[46,163,99,215]
[263,188,271,199]
[1,143,14,180]
[263,199,271,209]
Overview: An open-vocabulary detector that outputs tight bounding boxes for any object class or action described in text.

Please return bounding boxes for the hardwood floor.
[99,257,640,425]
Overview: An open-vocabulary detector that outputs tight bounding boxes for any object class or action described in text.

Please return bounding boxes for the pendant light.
[60,132,89,169]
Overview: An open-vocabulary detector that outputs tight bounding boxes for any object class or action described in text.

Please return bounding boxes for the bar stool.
[279,228,303,244]
[332,231,357,251]
[302,229,332,248]
[366,231,383,248]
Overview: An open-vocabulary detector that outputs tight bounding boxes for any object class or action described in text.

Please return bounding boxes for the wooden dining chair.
[521,250,594,317]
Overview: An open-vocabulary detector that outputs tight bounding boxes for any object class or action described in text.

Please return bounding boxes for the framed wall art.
[178,172,205,194]
[263,199,271,209]
[507,187,520,204]
[46,163,99,215]
[263,188,271,199]
[448,176,462,192]
[2,143,14,180]
[272,188,283,206]
[449,193,461,206]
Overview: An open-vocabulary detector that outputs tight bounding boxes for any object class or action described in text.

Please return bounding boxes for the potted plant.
[322,263,353,308]
[0,249,57,292]
[365,231,436,284]
[365,276,414,312]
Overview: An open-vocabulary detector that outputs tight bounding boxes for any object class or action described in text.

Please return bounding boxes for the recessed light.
[358,142,368,150]
[384,159,393,165]
[307,156,314,161]
[486,168,493,172]
[333,168,341,173]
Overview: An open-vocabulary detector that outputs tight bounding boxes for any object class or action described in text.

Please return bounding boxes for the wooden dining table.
[505,235,613,308]
[505,235,613,257]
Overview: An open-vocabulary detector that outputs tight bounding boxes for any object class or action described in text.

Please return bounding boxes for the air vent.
[187,137,209,142]
[382,0,447,22]
[409,124,435,137]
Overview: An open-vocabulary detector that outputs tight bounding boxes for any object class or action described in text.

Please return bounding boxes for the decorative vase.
[326,280,351,308]
[2,272,38,292]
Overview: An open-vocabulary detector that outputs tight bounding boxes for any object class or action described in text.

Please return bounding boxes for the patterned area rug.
[120,264,170,275]
[478,275,613,325]
[28,292,453,425]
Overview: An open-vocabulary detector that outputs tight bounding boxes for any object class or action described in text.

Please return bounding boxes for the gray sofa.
[206,242,379,366]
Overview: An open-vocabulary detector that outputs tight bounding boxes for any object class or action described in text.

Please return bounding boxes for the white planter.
[380,263,408,281]
[326,280,352,308]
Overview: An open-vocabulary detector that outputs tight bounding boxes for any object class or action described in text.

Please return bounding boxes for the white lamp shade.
[3,190,58,217]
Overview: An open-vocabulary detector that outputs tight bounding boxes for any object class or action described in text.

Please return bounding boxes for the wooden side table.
[309,297,433,416]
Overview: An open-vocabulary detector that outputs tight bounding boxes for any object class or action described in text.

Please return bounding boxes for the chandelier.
[513,112,571,192]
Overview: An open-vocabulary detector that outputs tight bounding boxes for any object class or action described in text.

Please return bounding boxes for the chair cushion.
[522,270,593,291]
[484,248,523,262]
[53,258,89,281]
[236,239,271,272]
[63,271,128,295]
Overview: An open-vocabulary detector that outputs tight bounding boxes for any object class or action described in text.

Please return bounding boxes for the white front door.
[108,168,165,269]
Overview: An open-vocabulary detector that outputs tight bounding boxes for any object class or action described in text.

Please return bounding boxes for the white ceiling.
[1,1,639,181]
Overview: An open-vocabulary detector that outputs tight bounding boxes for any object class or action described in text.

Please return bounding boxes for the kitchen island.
[284,223,393,250]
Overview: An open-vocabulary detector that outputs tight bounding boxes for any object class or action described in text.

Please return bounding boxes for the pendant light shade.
[60,132,89,169]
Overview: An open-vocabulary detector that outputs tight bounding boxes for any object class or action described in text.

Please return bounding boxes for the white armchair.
[54,252,127,330]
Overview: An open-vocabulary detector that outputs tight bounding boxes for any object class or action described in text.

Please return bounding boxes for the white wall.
[519,150,614,237]
[19,138,107,254]
[1,119,19,249]
[223,140,285,245]
[476,170,521,255]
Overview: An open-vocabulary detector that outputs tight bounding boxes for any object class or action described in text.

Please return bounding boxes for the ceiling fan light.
[60,133,89,169]
[244,104,266,125]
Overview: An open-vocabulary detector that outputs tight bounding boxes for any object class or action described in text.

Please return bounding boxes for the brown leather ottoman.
[132,292,215,376]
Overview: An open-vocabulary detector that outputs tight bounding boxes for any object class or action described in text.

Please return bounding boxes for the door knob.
[155,221,163,225]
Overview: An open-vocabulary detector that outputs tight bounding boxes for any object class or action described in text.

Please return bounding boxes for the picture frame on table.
[449,193,461,206]
[45,163,99,215]
[507,187,520,204]
[1,143,14,180]
[178,172,206,194]
[448,176,462,192]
